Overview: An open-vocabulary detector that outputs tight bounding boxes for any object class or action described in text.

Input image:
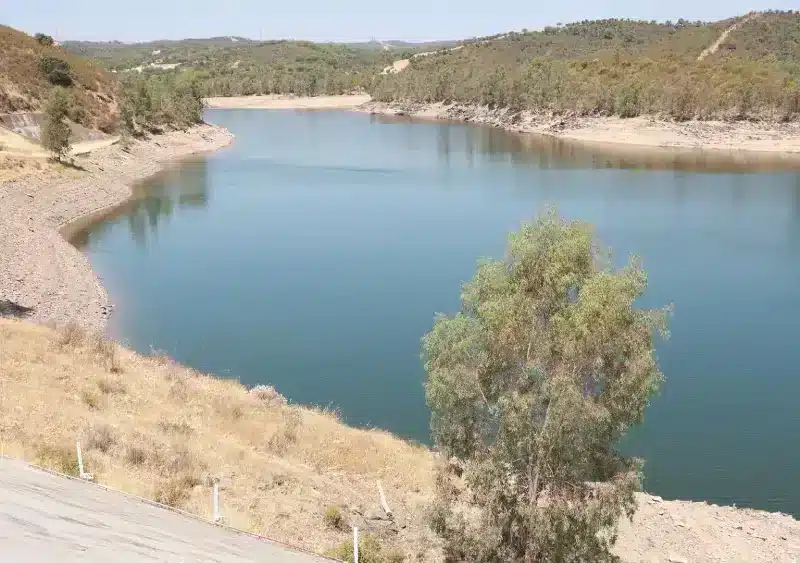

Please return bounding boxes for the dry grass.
[0,319,437,559]
[0,25,118,130]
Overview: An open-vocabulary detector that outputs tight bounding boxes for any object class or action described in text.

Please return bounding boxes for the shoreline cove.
[0,124,234,332]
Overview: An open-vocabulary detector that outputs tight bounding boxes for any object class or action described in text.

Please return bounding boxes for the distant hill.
[0,26,118,131]
[60,37,461,98]
[372,11,800,121]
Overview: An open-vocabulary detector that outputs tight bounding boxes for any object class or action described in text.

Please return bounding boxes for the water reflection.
[370,113,800,173]
[71,158,210,250]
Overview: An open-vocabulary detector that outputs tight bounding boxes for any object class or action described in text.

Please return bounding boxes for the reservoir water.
[73,109,800,516]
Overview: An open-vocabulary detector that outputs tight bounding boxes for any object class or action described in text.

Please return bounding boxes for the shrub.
[35,443,78,476]
[92,336,123,373]
[268,407,302,453]
[323,505,347,530]
[326,534,402,563]
[154,476,197,508]
[616,81,642,118]
[125,445,148,466]
[81,389,101,410]
[39,56,72,87]
[249,384,288,407]
[781,87,800,121]
[96,376,126,395]
[158,417,195,436]
[58,322,85,348]
[34,33,55,46]
[85,423,116,453]
[41,87,72,161]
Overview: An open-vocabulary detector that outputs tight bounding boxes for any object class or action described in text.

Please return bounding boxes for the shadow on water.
[70,158,211,250]
[370,113,800,173]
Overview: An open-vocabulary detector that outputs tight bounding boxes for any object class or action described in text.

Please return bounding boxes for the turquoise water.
[74,109,800,516]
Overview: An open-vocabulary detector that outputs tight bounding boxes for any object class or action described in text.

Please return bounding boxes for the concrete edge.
[0,454,341,562]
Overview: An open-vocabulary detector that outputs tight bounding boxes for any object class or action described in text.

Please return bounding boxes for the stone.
[668,554,688,563]
[365,508,390,521]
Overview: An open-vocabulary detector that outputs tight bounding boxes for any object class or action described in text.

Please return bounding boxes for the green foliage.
[323,505,347,530]
[41,87,72,160]
[325,534,403,563]
[423,210,669,563]
[372,13,800,121]
[118,71,204,132]
[34,32,54,46]
[63,38,397,98]
[39,56,73,87]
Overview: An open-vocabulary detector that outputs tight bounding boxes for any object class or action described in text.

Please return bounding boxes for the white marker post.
[377,480,392,517]
[353,526,359,563]
[212,482,221,522]
[76,441,93,481]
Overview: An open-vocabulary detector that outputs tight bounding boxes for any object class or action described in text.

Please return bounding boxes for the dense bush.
[39,56,73,87]
[41,87,72,160]
[118,70,205,132]
[34,32,54,46]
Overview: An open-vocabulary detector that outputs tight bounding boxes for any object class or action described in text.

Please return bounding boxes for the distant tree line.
[370,13,800,121]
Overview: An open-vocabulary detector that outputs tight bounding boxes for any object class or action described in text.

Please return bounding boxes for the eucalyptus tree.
[424,210,669,563]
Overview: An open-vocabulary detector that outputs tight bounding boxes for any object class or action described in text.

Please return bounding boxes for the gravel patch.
[0,125,234,332]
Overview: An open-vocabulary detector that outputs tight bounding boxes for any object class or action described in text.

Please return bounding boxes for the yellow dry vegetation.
[0,319,437,560]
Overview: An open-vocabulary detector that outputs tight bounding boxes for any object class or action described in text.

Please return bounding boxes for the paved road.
[0,458,329,562]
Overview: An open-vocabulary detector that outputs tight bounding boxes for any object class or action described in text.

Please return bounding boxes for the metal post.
[353,526,359,563]
[213,482,220,522]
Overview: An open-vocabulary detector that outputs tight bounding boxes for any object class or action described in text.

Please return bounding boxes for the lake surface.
[74,109,800,516]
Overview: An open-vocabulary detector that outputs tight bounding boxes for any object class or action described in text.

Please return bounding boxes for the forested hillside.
[63,38,451,98]
[372,11,800,121]
[0,26,118,131]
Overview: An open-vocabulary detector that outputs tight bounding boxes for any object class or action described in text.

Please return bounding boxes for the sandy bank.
[360,101,800,160]
[0,124,234,332]
[205,94,371,110]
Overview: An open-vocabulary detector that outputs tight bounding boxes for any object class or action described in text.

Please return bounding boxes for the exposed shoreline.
[205,94,371,110]
[0,124,234,332]
[359,101,800,161]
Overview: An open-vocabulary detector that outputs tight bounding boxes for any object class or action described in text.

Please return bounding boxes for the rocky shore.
[0,125,234,332]
[359,101,800,161]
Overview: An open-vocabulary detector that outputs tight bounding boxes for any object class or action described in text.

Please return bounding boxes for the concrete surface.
[0,458,331,562]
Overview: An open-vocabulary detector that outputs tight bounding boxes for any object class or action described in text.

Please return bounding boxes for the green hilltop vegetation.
[62,37,456,98]
[0,24,209,152]
[61,11,800,122]
[372,11,800,121]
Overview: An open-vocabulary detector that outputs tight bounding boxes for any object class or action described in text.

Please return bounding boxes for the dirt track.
[697,14,758,61]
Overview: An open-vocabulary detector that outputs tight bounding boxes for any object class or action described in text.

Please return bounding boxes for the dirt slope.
[0,26,118,132]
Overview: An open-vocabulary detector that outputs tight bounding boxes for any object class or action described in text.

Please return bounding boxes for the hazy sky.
[3,0,796,43]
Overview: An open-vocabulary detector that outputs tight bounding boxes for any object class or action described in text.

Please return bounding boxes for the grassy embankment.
[0,319,436,560]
